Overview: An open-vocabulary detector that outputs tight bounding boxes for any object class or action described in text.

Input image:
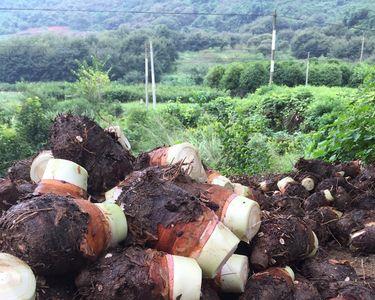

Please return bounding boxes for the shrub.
[239,63,268,96]
[274,61,305,87]
[309,63,343,87]
[16,97,51,148]
[257,88,314,132]
[205,65,226,88]
[308,68,375,162]
[0,126,32,175]
[220,63,244,96]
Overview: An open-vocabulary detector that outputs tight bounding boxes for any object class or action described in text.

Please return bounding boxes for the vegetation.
[1,64,373,176]
[205,61,371,97]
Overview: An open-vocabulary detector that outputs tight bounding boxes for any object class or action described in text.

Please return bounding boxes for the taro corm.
[50,114,134,195]
[115,167,239,278]
[0,194,127,275]
[76,247,202,300]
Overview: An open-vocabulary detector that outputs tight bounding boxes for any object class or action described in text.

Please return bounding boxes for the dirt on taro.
[0,114,374,300]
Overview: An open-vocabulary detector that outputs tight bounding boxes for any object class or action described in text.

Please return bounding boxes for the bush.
[220,63,244,96]
[308,68,375,162]
[274,61,305,87]
[16,97,51,148]
[205,65,226,88]
[0,126,32,175]
[309,63,343,86]
[160,103,202,128]
[239,63,268,96]
[257,88,314,132]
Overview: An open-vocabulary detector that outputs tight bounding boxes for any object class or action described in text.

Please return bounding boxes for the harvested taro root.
[50,114,134,195]
[174,182,261,243]
[300,258,358,294]
[294,158,334,179]
[303,191,333,211]
[304,206,342,244]
[334,209,375,244]
[351,191,375,210]
[0,178,35,211]
[201,281,221,300]
[76,247,202,300]
[317,177,358,197]
[0,194,127,275]
[295,172,321,192]
[249,216,318,270]
[270,194,305,217]
[37,275,77,300]
[116,167,240,277]
[349,225,375,254]
[322,281,374,300]
[277,177,310,199]
[239,267,295,300]
[293,275,320,300]
[353,164,375,191]
[335,161,362,179]
[7,157,33,182]
[135,143,207,183]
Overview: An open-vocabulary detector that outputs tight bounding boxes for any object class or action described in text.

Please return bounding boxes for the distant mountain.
[0,0,373,34]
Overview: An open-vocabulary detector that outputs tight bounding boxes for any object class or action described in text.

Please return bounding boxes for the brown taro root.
[7,157,33,181]
[201,281,221,300]
[271,194,305,217]
[50,114,134,195]
[349,225,375,254]
[334,161,361,179]
[334,209,375,244]
[304,191,333,211]
[351,192,375,210]
[294,275,321,300]
[304,207,342,244]
[37,276,77,300]
[295,172,321,192]
[0,178,35,211]
[317,177,358,196]
[134,143,207,183]
[277,177,310,198]
[116,168,239,277]
[250,216,318,270]
[321,281,374,300]
[76,247,202,300]
[239,267,295,300]
[353,164,375,191]
[295,158,334,179]
[0,194,127,275]
[300,258,358,294]
[174,182,261,242]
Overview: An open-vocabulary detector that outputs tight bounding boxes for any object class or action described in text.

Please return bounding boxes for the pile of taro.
[0,114,374,300]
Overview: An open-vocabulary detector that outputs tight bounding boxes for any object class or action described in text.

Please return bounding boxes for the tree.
[16,97,50,147]
[291,29,331,59]
[205,65,226,88]
[73,57,111,113]
[239,63,268,95]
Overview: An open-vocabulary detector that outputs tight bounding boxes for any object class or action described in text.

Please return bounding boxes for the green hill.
[0,0,373,34]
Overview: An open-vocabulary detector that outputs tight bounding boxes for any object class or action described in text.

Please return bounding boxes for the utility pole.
[305,51,310,86]
[269,10,277,85]
[149,40,157,109]
[144,43,149,109]
[360,32,365,63]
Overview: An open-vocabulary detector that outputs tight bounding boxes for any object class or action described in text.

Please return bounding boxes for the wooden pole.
[269,10,277,85]
[305,51,310,86]
[149,40,157,109]
[145,43,149,109]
